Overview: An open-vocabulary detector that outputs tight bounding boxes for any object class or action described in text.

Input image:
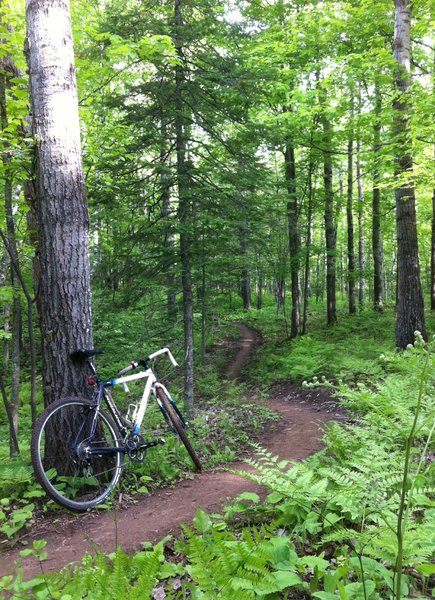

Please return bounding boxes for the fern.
[49,543,165,599]
[129,548,162,599]
[107,546,130,599]
[181,522,304,598]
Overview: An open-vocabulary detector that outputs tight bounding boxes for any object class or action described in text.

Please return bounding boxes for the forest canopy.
[0,0,434,441]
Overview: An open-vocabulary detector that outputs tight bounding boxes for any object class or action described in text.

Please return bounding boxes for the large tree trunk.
[174,0,194,416]
[392,0,426,348]
[284,143,301,337]
[372,81,384,312]
[26,0,93,406]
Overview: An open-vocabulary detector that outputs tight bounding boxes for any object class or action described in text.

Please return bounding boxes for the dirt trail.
[0,323,343,578]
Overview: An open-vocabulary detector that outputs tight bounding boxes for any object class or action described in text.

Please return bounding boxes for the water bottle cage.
[126,403,139,424]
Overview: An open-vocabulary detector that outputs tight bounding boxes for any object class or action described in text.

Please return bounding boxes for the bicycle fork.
[154,383,190,432]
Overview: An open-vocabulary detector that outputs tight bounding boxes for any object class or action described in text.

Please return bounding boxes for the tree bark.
[240,211,252,311]
[26,0,93,405]
[356,140,366,309]
[0,373,19,455]
[321,101,337,325]
[4,183,21,458]
[0,251,8,372]
[302,157,314,335]
[159,118,177,320]
[275,275,285,313]
[372,81,384,312]
[392,0,426,348]
[200,232,206,365]
[0,55,21,455]
[240,265,252,310]
[256,261,263,310]
[284,143,301,337]
[347,134,356,314]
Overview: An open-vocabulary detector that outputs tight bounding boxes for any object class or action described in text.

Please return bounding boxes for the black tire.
[156,389,202,471]
[31,397,124,511]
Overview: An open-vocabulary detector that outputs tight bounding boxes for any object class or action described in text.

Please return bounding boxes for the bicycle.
[31,347,202,511]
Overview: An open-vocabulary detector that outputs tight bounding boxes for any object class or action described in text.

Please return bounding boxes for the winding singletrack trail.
[0,323,343,578]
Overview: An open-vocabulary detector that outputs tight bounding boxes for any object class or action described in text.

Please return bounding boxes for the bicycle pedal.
[139,438,166,450]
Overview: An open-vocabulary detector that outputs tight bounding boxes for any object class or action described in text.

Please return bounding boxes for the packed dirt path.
[0,323,343,579]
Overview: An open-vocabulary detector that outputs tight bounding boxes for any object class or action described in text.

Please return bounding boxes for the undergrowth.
[3,327,434,599]
[1,306,434,598]
[0,317,277,545]
[242,306,398,384]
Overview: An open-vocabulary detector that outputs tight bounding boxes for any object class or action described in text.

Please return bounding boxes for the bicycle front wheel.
[31,398,124,511]
[156,388,202,471]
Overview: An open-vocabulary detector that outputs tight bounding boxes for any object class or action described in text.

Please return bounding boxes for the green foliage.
[180,520,303,599]
[1,540,178,599]
[229,335,435,598]
[0,461,45,541]
[0,502,34,541]
[0,317,278,543]
[244,307,395,384]
[3,325,434,599]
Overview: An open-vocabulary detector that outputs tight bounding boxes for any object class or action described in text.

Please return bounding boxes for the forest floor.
[0,323,345,579]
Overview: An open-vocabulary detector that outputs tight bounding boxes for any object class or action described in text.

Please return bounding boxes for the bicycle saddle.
[70,348,103,361]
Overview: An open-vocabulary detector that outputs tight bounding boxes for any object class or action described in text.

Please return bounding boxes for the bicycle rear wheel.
[31,398,124,511]
[156,388,202,471]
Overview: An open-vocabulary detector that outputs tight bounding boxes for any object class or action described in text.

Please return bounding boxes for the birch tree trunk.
[26,0,93,406]
[392,0,426,348]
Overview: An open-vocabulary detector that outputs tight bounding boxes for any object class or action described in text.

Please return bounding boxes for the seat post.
[88,360,97,376]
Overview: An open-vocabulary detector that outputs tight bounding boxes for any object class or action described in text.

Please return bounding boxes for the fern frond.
[129,548,161,600]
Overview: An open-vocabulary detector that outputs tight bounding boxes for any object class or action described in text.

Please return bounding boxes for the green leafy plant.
[229,335,434,598]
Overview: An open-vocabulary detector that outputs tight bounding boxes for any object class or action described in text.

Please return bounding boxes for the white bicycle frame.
[106,347,179,434]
